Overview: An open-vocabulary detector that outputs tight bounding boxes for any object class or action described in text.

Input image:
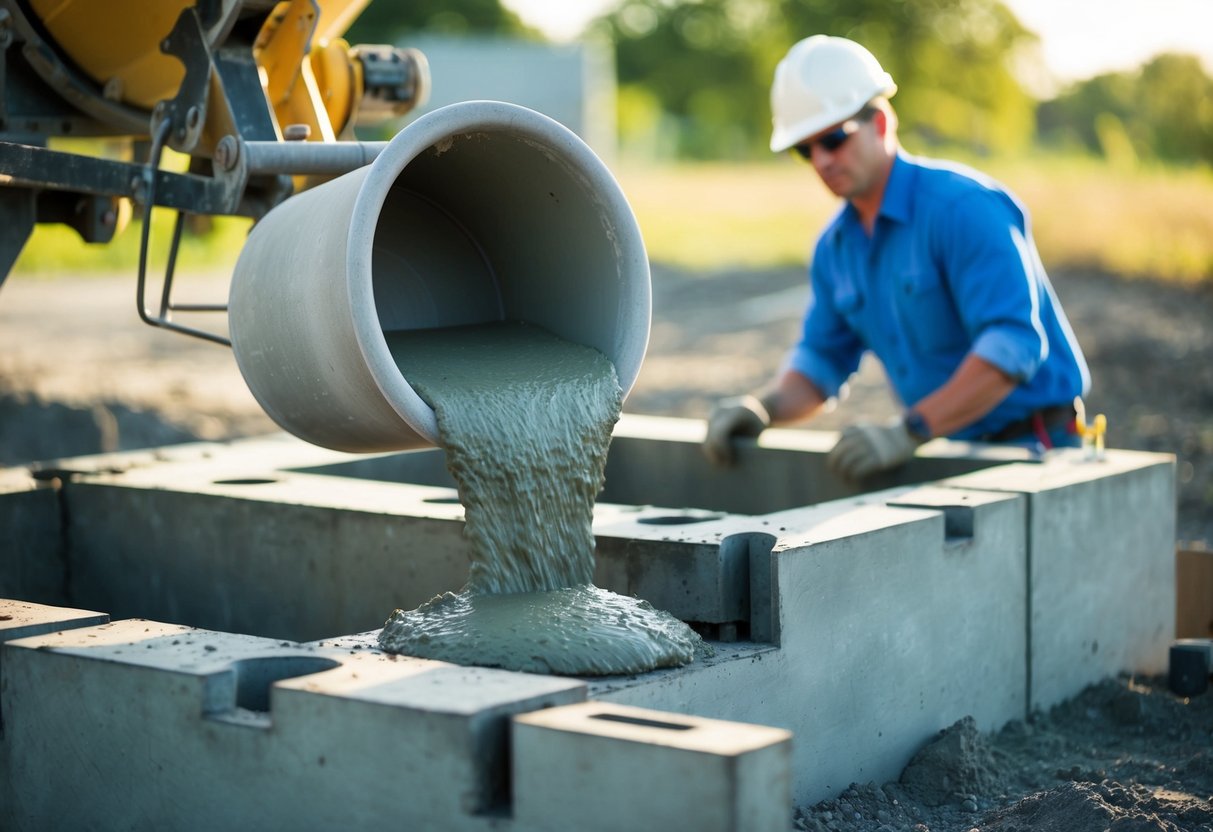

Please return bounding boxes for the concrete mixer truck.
[0,0,429,343]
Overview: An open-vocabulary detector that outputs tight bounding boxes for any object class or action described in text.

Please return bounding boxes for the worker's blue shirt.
[788,151,1090,441]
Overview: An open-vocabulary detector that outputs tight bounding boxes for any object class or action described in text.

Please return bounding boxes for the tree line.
[347,0,1213,166]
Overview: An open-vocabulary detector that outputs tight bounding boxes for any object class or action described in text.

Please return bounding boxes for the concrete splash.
[378,322,703,674]
[379,585,703,675]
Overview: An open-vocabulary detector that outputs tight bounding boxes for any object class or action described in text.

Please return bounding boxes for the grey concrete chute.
[228,100,651,453]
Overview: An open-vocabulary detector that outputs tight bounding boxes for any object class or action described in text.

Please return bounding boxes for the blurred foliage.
[591,0,1039,159]
[343,0,536,41]
[1038,53,1213,167]
[339,0,1213,167]
[587,0,1213,168]
[14,213,252,276]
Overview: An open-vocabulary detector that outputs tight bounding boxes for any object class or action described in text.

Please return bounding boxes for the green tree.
[594,0,1039,159]
[775,0,1037,154]
[1137,53,1213,164]
[344,0,535,42]
[595,0,783,158]
[1038,53,1213,166]
[1037,73,1136,154]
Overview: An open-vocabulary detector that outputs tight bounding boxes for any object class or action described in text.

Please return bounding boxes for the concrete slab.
[1,618,585,830]
[512,701,792,832]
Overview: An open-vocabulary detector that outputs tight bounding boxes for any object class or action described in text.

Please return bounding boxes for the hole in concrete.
[231,656,340,712]
[590,712,694,731]
[213,477,279,486]
[637,512,725,526]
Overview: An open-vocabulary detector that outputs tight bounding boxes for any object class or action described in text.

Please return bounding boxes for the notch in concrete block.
[887,486,1009,542]
[203,655,343,727]
[513,701,792,832]
[739,533,778,644]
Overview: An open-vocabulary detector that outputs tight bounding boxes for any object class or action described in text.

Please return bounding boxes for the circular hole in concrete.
[637,513,726,526]
[213,478,279,486]
[423,496,463,504]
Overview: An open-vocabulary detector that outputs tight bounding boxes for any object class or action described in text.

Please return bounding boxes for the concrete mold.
[0,414,1176,829]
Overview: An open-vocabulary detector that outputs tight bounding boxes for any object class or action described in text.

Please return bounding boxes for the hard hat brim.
[769,78,896,153]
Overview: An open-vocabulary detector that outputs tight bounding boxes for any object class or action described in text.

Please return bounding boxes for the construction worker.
[703,35,1090,479]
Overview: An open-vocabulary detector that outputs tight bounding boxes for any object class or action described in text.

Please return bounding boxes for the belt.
[979,404,1077,444]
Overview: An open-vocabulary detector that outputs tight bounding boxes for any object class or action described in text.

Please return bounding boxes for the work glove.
[827,418,923,481]
[703,395,772,467]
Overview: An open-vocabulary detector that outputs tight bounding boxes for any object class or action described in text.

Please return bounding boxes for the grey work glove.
[703,395,772,467]
[827,419,923,481]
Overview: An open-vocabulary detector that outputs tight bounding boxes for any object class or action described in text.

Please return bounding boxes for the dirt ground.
[1,264,1211,830]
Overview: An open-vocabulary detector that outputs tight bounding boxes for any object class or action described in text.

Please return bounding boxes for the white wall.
[399,35,617,160]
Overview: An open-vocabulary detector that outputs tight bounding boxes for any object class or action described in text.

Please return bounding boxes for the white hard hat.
[769,35,897,153]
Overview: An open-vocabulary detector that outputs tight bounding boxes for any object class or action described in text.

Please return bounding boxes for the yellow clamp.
[1073,398,1106,458]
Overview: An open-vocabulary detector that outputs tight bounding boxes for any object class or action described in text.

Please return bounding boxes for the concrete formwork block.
[0,599,109,813]
[0,598,109,648]
[513,701,792,832]
[2,617,585,831]
[944,449,1176,711]
[61,469,472,641]
[0,470,64,605]
[768,493,1026,800]
[592,489,1026,806]
[601,415,1021,516]
[593,529,752,627]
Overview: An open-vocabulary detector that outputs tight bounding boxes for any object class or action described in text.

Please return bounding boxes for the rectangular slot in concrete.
[512,701,792,832]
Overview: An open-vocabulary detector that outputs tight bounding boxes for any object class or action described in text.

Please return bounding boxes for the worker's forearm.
[761,369,828,426]
[911,354,1016,438]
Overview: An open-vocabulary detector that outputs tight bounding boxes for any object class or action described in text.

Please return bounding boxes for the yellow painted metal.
[27,0,365,138]
[310,39,359,138]
[28,0,195,109]
[255,0,336,141]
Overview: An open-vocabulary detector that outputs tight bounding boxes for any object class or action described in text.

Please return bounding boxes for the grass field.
[616,156,1213,281]
[12,154,1213,284]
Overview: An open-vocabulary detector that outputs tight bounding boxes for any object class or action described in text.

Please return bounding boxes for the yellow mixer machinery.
[0,0,428,341]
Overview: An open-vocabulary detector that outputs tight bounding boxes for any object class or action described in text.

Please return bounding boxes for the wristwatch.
[902,410,932,443]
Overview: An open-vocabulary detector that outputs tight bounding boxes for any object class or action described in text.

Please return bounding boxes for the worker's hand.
[827,419,922,481]
[703,395,772,467]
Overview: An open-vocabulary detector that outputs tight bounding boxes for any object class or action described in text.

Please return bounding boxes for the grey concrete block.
[0,599,108,646]
[944,449,1177,711]
[0,418,1179,815]
[593,488,1028,806]
[0,599,109,814]
[62,467,472,641]
[1,617,585,830]
[0,470,65,605]
[513,701,792,832]
[601,414,1024,515]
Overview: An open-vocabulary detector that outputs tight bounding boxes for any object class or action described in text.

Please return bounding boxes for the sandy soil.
[795,675,1213,831]
[1,264,1211,830]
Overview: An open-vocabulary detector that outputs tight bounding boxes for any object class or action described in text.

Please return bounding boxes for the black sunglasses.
[790,119,863,161]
